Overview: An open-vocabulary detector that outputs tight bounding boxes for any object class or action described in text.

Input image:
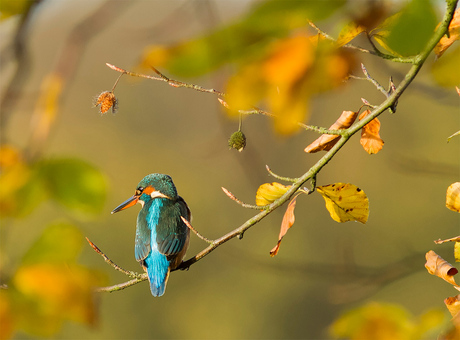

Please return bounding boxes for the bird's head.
[111,174,178,214]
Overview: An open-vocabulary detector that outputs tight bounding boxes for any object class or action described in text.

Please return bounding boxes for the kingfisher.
[111,174,190,297]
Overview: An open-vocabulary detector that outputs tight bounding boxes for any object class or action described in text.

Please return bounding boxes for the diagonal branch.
[93,0,458,292]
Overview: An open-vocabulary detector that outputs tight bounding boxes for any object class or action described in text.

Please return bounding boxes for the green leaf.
[38,158,107,215]
[384,0,438,57]
[21,222,83,265]
[140,0,345,77]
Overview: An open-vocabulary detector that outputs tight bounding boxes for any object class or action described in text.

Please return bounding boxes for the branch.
[94,0,458,291]
[307,21,415,63]
[86,237,144,280]
[106,63,225,97]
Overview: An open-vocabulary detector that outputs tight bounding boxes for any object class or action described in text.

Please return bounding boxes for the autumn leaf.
[304,110,358,153]
[316,183,369,223]
[445,295,460,318]
[336,22,366,47]
[425,250,459,287]
[256,182,290,206]
[330,302,444,340]
[435,8,460,58]
[446,182,460,213]
[0,291,14,340]
[456,242,460,263]
[270,193,301,257]
[359,109,384,154]
[2,223,106,338]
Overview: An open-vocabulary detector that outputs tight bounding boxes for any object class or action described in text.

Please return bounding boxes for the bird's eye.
[135,187,144,195]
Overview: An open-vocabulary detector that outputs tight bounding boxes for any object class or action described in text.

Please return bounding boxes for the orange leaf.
[425,250,459,287]
[270,193,300,257]
[435,8,460,58]
[445,295,460,318]
[359,109,384,154]
[263,34,315,86]
[305,110,358,153]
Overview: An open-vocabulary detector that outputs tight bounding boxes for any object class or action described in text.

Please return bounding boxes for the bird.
[111,174,190,296]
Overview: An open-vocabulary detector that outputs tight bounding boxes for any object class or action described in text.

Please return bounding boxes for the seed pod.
[228,130,246,152]
[94,91,118,114]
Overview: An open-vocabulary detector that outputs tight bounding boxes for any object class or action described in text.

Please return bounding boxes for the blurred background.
[0,0,459,339]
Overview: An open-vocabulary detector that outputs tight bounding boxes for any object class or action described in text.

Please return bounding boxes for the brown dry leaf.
[359,109,384,154]
[446,182,460,213]
[445,295,460,318]
[425,250,459,286]
[304,110,358,153]
[270,194,300,257]
[435,8,460,58]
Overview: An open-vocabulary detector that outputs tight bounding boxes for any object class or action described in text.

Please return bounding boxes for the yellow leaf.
[446,182,460,213]
[225,63,266,116]
[256,182,290,206]
[14,263,102,328]
[456,242,460,262]
[336,22,366,47]
[425,250,459,287]
[330,302,415,340]
[316,183,369,223]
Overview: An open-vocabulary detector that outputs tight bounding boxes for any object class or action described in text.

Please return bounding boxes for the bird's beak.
[111,195,139,214]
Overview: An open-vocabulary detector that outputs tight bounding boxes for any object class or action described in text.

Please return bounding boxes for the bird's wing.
[156,196,191,256]
[135,207,151,262]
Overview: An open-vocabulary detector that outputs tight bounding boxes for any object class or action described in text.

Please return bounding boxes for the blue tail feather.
[144,251,170,297]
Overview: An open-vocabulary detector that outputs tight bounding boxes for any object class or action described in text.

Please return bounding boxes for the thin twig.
[106,63,225,96]
[181,217,213,244]
[95,276,147,293]
[434,236,460,244]
[221,187,267,210]
[85,237,143,279]
[308,20,415,63]
[266,165,298,182]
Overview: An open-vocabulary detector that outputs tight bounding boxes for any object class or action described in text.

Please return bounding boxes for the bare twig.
[85,237,143,279]
[435,236,460,244]
[180,217,213,244]
[106,63,225,97]
[266,165,298,182]
[221,187,266,210]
